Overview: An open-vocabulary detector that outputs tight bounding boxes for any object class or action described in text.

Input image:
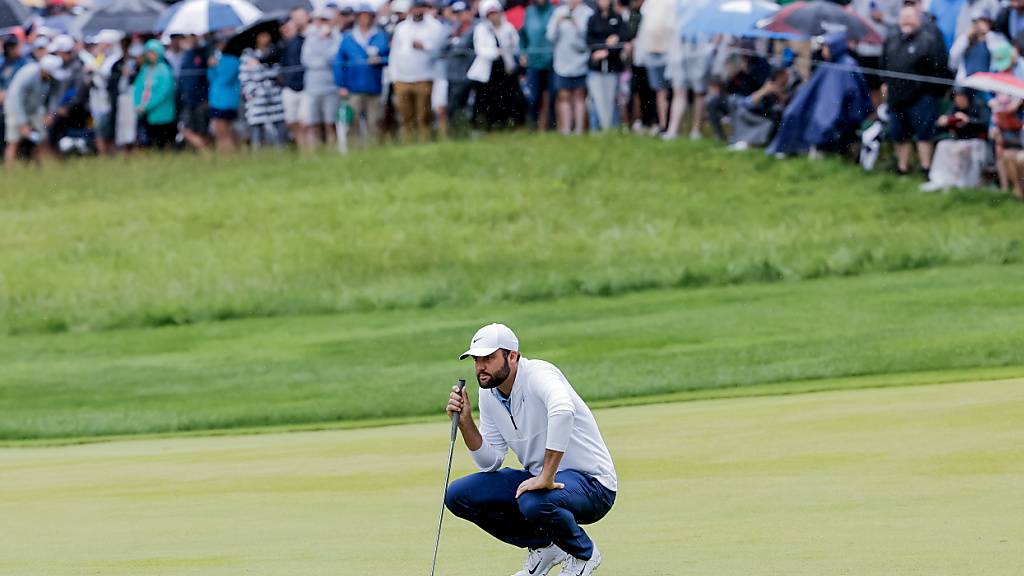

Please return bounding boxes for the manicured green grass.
[2,378,1020,575]
[3,263,1024,441]
[1,134,1022,334]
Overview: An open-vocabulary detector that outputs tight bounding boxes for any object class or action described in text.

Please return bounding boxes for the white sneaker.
[727,141,749,152]
[688,130,702,140]
[559,543,602,576]
[512,544,567,576]
[660,131,678,141]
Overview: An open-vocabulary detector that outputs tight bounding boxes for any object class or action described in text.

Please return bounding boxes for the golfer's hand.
[516,476,564,498]
[446,385,471,419]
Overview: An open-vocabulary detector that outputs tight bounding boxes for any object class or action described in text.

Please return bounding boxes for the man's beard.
[477,356,510,389]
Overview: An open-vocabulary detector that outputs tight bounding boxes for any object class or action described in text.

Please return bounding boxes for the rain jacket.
[133,39,176,125]
[208,52,241,111]
[768,33,872,156]
[333,26,390,95]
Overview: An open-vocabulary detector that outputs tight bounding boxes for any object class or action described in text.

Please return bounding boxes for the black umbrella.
[758,0,883,44]
[72,0,166,36]
[0,0,31,31]
[252,0,312,14]
[222,14,282,56]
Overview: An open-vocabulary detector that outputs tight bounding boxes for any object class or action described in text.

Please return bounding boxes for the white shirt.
[390,15,446,83]
[470,357,618,492]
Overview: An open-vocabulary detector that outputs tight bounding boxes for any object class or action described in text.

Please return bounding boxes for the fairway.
[2,378,1020,575]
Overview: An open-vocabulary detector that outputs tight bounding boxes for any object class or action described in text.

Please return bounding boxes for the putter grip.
[450,378,467,441]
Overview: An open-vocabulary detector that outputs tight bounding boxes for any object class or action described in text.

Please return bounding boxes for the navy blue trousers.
[444,468,616,560]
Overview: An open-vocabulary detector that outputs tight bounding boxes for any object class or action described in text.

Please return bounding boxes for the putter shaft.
[430,378,466,576]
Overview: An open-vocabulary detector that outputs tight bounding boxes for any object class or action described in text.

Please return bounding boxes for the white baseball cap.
[48,34,75,54]
[38,54,69,81]
[459,323,519,360]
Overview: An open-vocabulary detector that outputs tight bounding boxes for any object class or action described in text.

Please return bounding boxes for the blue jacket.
[333,28,390,95]
[768,33,872,156]
[281,36,304,91]
[207,53,240,112]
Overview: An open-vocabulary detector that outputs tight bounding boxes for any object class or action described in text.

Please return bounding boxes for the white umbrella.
[154,0,262,35]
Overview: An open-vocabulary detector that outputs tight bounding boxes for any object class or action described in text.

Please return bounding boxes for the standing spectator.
[280,17,306,144]
[634,0,674,134]
[334,3,390,147]
[207,40,241,152]
[390,0,445,142]
[301,8,343,149]
[430,1,452,138]
[110,40,143,150]
[133,39,177,150]
[547,0,593,135]
[949,7,1008,82]
[625,0,655,133]
[663,33,715,140]
[178,34,210,152]
[921,86,989,191]
[520,0,555,130]
[882,5,950,175]
[240,35,287,148]
[468,0,522,130]
[995,0,1024,40]
[3,55,67,165]
[88,30,124,155]
[987,43,1024,196]
[585,0,629,132]
[443,1,476,136]
[768,33,872,158]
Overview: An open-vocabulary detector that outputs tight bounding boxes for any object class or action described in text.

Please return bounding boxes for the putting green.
[2,379,1021,575]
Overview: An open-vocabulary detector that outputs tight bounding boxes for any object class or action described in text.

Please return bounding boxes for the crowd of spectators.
[2,0,1024,198]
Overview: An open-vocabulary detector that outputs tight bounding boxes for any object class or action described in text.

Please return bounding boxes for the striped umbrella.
[155,0,262,35]
[74,0,165,35]
[758,0,883,44]
[0,0,31,30]
[962,72,1024,99]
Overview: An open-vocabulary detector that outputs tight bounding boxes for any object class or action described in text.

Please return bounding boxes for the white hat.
[92,29,124,45]
[33,36,51,50]
[391,0,410,13]
[459,323,519,360]
[48,34,75,54]
[478,0,501,17]
[39,54,70,81]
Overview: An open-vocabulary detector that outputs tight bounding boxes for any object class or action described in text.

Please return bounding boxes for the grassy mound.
[2,134,1021,334]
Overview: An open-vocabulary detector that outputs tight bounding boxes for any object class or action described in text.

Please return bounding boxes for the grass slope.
[3,264,1024,440]
[2,135,1022,334]
[1,378,1020,575]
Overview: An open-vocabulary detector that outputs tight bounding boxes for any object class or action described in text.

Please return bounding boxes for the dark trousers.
[448,80,474,136]
[445,468,615,560]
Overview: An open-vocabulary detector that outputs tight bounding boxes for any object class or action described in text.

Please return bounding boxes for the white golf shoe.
[512,543,567,576]
[559,543,602,576]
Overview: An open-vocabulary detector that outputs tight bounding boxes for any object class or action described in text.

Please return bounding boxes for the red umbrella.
[962,72,1024,99]
[758,0,883,44]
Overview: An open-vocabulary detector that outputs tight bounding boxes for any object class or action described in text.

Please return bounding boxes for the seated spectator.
[3,55,68,165]
[920,87,989,191]
[334,3,390,147]
[706,42,771,141]
[767,33,873,159]
[469,0,524,130]
[133,39,177,150]
[727,66,792,151]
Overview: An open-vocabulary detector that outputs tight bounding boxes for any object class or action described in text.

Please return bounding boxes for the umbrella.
[252,0,310,13]
[0,0,29,29]
[680,0,794,38]
[758,1,883,44]
[962,72,1024,99]
[72,0,163,35]
[154,0,262,35]
[222,14,281,55]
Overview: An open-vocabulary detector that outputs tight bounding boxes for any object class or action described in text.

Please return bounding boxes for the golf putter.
[430,378,467,576]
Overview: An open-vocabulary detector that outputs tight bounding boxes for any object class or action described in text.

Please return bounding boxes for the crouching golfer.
[445,323,617,576]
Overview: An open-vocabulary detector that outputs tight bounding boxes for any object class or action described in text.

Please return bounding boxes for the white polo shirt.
[470,357,618,492]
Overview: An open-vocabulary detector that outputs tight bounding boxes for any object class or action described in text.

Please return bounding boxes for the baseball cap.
[459,323,519,360]
[92,29,124,45]
[391,0,411,12]
[450,1,467,12]
[311,6,335,18]
[478,0,501,17]
[971,5,992,21]
[48,34,75,53]
[39,54,69,81]
[355,2,375,13]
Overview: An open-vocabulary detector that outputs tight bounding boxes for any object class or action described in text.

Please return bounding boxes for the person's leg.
[4,141,18,165]
[1013,151,1024,199]
[587,73,612,131]
[393,82,415,143]
[666,87,687,138]
[525,68,542,128]
[516,470,616,561]
[916,140,934,171]
[415,81,433,142]
[895,142,912,173]
[571,87,587,134]
[912,95,936,171]
[445,469,551,549]
[556,88,571,135]
[690,92,705,137]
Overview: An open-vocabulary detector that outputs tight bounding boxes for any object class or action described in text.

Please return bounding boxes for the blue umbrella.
[680,0,791,38]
